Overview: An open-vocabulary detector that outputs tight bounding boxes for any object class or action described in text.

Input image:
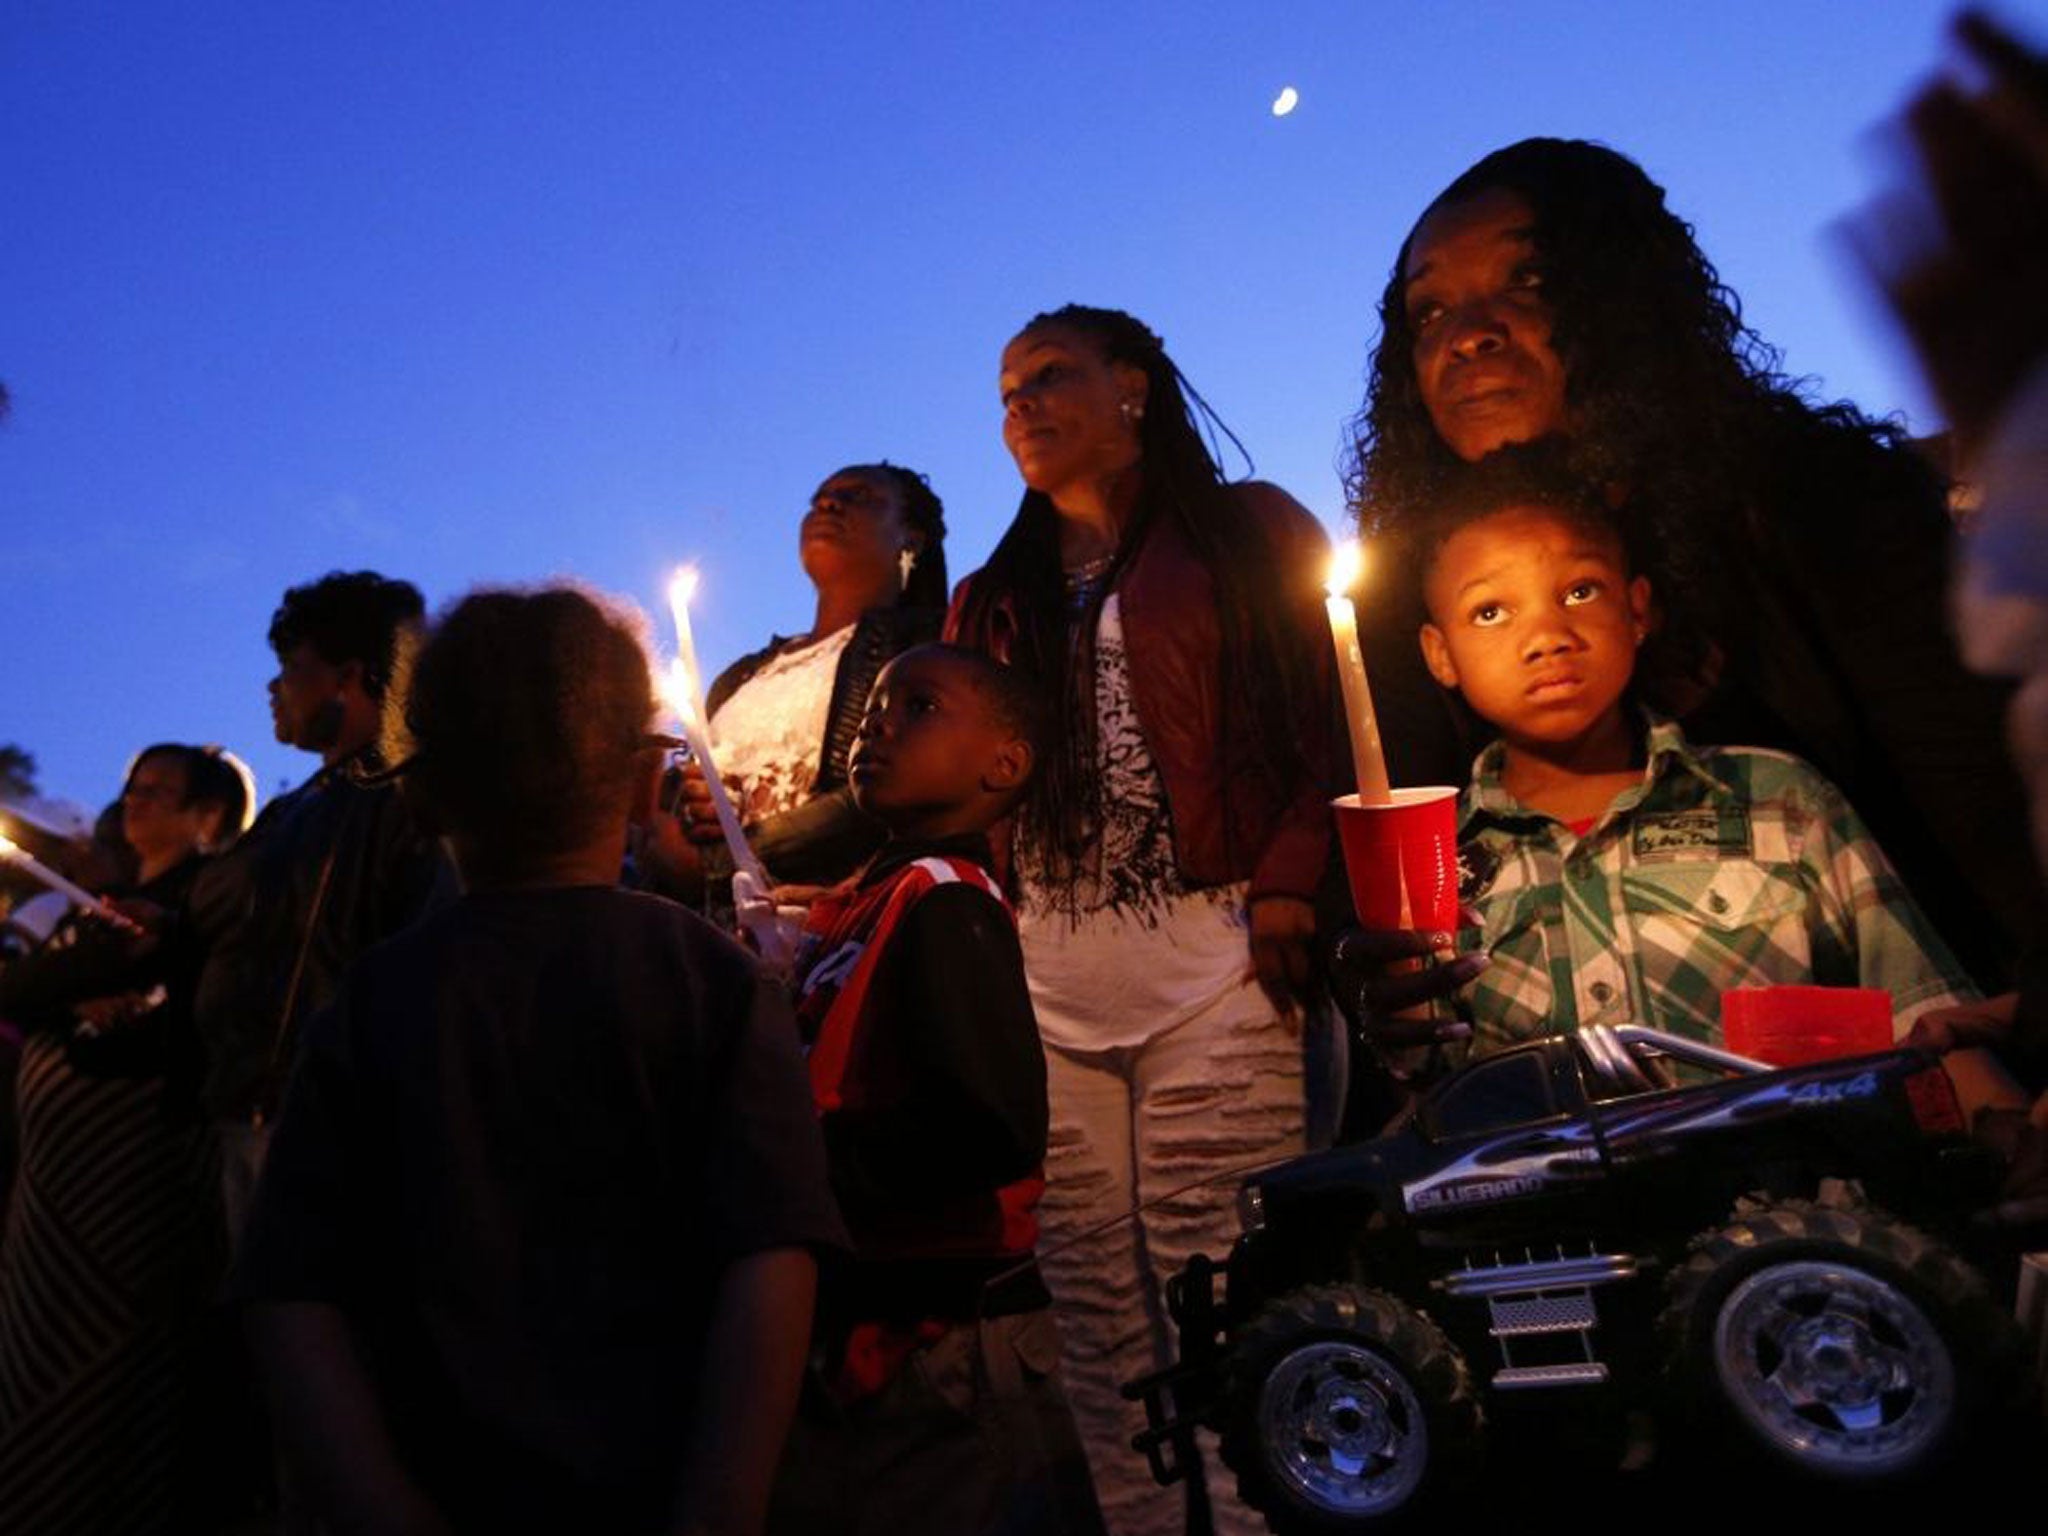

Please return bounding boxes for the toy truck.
[1124,1025,2029,1530]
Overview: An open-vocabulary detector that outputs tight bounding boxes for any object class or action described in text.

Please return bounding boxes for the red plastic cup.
[1333,787,1461,933]
[1719,985,1894,1066]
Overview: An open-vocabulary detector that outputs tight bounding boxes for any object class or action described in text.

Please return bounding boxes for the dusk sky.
[4,1,2034,813]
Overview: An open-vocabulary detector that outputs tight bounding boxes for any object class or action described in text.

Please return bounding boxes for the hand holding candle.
[0,830,140,933]
[1325,540,1393,806]
[662,567,767,891]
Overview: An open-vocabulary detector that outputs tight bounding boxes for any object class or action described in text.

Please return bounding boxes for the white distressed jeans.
[1037,985,1305,1536]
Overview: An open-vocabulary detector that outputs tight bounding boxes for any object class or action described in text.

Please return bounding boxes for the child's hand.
[1329,914,1486,1046]
[1247,896,1316,1017]
[1903,991,2017,1054]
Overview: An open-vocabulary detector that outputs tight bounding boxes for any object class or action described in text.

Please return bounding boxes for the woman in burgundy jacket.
[947,304,1336,1536]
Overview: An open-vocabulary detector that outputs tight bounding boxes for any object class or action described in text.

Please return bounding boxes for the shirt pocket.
[1619,861,1816,1010]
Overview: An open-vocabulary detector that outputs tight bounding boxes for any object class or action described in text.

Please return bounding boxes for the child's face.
[850,649,1026,840]
[1419,504,1649,754]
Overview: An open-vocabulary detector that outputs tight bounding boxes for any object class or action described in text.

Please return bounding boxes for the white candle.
[662,572,769,891]
[666,567,708,729]
[1325,541,1393,806]
[667,669,769,888]
[0,832,135,930]
[660,657,793,968]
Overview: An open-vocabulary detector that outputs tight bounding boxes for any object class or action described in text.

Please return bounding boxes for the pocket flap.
[1621,863,1806,931]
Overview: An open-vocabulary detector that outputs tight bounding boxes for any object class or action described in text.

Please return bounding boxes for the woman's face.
[998,324,1147,504]
[798,469,913,596]
[1403,187,1570,461]
[120,753,212,868]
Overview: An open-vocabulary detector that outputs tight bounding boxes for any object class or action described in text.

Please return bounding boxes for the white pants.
[1037,988,1304,1536]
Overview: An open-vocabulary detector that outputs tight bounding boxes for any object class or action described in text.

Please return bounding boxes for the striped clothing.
[0,1033,219,1535]
[1457,718,1976,1058]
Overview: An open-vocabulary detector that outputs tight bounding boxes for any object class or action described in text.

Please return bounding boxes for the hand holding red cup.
[1329,787,1481,1045]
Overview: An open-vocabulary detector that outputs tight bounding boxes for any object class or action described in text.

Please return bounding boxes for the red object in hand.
[1720,985,1894,1067]
[1333,787,1461,933]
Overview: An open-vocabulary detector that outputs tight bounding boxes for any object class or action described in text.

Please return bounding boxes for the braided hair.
[835,461,951,610]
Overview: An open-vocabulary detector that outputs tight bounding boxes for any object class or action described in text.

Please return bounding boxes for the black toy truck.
[1125,1024,2030,1530]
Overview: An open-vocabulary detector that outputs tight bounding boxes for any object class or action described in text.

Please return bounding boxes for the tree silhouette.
[0,745,38,800]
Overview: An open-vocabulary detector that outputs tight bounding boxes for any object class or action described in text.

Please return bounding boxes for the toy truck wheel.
[1660,1199,2017,1480]
[1219,1285,1477,1532]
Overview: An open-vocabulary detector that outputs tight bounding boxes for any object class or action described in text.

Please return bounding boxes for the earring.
[1119,400,1143,424]
[898,547,918,589]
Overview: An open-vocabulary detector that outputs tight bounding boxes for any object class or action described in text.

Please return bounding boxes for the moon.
[1271,86,1299,117]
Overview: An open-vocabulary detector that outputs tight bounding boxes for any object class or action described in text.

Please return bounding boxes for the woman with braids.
[947,304,1335,1536]
[656,463,950,909]
[1346,137,2044,995]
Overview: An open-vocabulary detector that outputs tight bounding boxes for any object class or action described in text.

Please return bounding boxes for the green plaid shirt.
[1456,718,1975,1058]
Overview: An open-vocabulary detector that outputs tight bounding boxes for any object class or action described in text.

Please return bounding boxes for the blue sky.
[2,0,2032,809]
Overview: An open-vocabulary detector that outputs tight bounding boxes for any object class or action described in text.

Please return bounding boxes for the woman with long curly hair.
[948,304,1335,1536]
[1347,137,2042,992]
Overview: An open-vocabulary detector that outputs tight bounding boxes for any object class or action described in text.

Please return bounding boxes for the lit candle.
[667,567,708,728]
[0,830,136,931]
[662,569,768,892]
[1325,541,1393,806]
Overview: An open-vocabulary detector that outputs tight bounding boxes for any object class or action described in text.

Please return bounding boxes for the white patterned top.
[1017,594,1259,1049]
[708,624,854,827]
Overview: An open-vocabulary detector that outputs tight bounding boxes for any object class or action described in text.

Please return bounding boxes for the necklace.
[1063,552,1114,583]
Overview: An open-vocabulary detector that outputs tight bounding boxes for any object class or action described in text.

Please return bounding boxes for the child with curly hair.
[232,584,844,1535]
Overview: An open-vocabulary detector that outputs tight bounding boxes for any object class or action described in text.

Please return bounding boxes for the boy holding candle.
[1364,445,2004,1077]
[230,586,845,1536]
[767,643,1101,1536]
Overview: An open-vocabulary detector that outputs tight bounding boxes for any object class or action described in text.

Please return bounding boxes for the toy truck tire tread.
[1659,1197,2022,1481]
[1219,1284,1478,1532]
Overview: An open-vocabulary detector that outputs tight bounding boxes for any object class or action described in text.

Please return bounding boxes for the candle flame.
[0,831,17,857]
[1326,540,1364,598]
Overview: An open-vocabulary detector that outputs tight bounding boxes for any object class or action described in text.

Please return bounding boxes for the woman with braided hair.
[948,304,1337,1536]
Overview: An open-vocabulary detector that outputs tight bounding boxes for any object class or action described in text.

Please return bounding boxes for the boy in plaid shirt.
[1407,448,1991,1065]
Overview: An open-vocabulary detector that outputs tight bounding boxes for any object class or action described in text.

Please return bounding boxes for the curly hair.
[950,304,1318,897]
[268,570,427,702]
[1346,138,1922,689]
[403,585,657,870]
[833,461,951,610]
[1403,439,1621,585]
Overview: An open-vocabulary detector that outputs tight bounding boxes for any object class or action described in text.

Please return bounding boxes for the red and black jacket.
[793,833,1049,1323]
